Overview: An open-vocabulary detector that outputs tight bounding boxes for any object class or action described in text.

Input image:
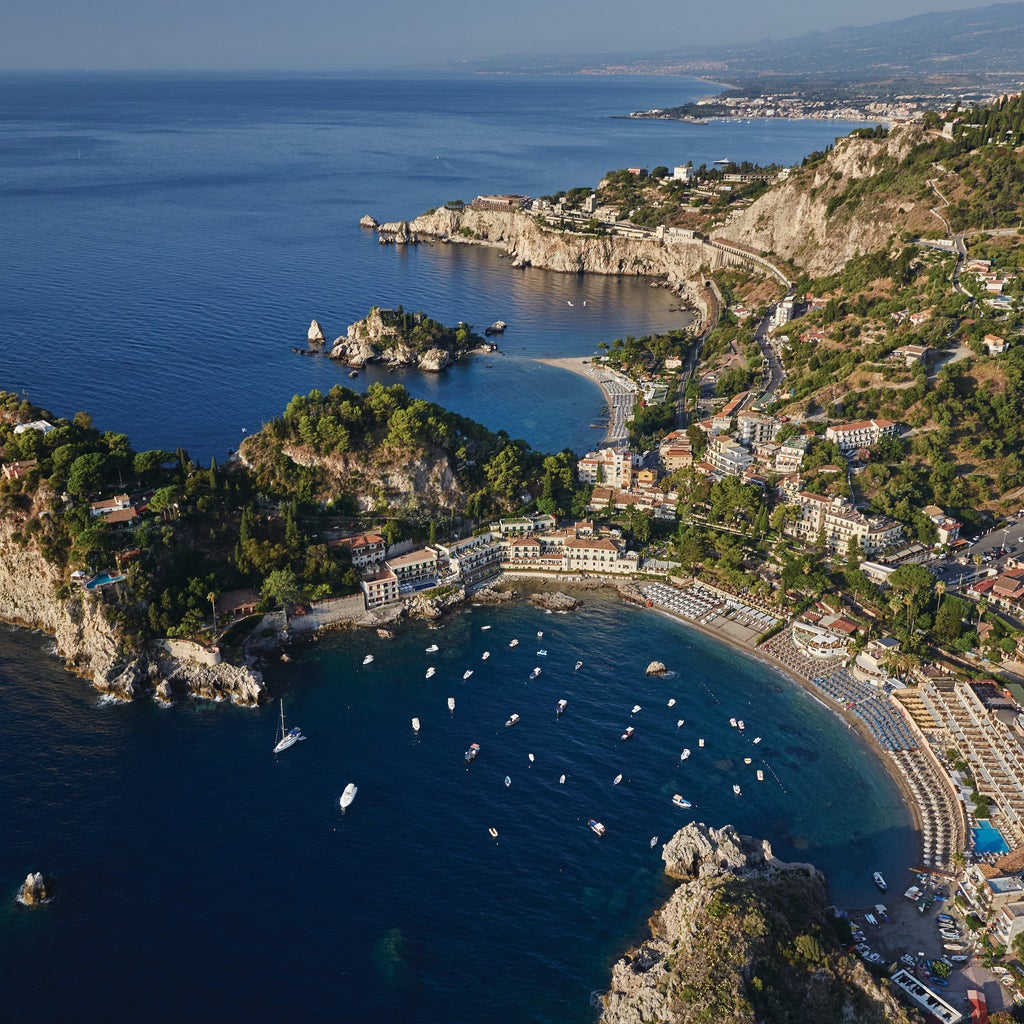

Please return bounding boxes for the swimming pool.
[85,572,126,591]
[973,819,1010,855]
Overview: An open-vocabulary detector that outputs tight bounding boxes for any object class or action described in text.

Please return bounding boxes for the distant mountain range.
[463,2,1024,88]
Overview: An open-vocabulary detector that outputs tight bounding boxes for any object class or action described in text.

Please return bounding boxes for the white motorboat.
[509,639,519,648]
[481,625,491,631]
[272,699,305,754]
[536,649,547,656]
[447,697,455,712]
[463,670,474,680]
[556,699,568,715]
[621,726,635,741]
[504,775,511,787]
[528,753,535,763]
[631,705,641,714]
[537,631,543,638]
[743,757,752,765]
[362,654,374,665]
[588,819,606,836]
[465,742,480,764]
[574,660,583,672]
[426,644,439,653]
[425,666,436,679]
[558,774,566,784]
[505,713,520,727]
[698,738,705,747]
[650,835,659,848]
[752,736,761,744]
[756,770,764,781]
[733,784,741,795]
[613,773,622,785]
[737,720,745,731]
[482,651,490,660]
[489,827,498,838]
[667,698,676,707]
[873,872,888,892]
[729,717,737,728]
[680,748,691,760]
[676,718,684,728]
[411,717,420,733]
[529,667,541,680]
[672,794,692,809]
[339,782,357,811]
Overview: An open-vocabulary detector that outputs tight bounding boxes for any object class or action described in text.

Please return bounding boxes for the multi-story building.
[706,435,753,478]
[825,418,899,452]
[921,505,962,546]
[361,567,400,608]
[576,447,637,488]
[784,490,903,555]
[384,547,439,589]
[334,532,388,569]
[435,533,504,581]
[735,412,779,445]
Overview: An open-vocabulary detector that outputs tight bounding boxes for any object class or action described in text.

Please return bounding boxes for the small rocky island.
[600,823,915,1024]
[312,306,494,372]
[17,872,53,906]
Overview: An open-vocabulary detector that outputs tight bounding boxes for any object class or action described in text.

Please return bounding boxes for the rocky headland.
[600,822,916,1024]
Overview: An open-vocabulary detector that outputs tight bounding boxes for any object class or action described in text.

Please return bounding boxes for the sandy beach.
[534,356,638,446]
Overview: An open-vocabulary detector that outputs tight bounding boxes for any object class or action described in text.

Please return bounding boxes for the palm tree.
[208,591,219,633]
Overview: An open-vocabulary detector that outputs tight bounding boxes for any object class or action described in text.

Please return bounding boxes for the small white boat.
[650,835,659,848]
[504,775,511,788]
[680,748,691,760]
[667,698,676,707]
[574,660,583,672]
[425,666,436,679]
[447,697,455,713]
[536,649,547,656]
[756,770,764,781]
[411,717,420,733]
[339,782,357,811]
[482,651,490,660]
[489,826,498,838]
[729,717,737,728]
[873,872,888,892]
[362,655,374,665]
[621,726,635,741]
[426,644,439,653]
[672,794,692,809]
[559,774,566,784]
[737,720,745,731]
[509,639,519,648]
[743,757,752,765]
[698,738,705,748]
[273,699,305,754]
[631,705,641,715]
[463,670,474,680]
[528,753,535,763]
[588,819,606,836]
[733,784,741,795]
[505,713,520,727]
[465,742,481,764]
[676,718,684,728]
[537,631,544,638]
[529,667,541,680]
[481,625,491,631]
[556,699,568,715]
[753,737,761,744]
[613,773,622,785]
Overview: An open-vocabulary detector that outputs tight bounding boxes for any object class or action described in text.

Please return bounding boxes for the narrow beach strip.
[533,356,637,446]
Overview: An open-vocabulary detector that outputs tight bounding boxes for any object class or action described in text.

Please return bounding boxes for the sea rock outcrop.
[599,822,914,1024]
[645,660,667,676]
[529,591,580,611]
[404,586,467,620]
[417,347,451,372]
[471,587,517,605]
[359,214,379,229]
[307,320,326,345]
[17,872,52,906]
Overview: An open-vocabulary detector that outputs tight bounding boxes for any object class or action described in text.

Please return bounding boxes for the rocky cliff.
[720,124,929,276]
[600,822,916,1024]
[0,505,266,706]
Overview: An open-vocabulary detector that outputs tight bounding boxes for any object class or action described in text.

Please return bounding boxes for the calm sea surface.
[0,74,906,1022]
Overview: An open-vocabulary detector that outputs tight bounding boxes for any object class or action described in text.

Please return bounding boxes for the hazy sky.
[0,0,1013,71]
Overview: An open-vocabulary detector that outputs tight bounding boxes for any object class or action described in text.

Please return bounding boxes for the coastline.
[532,356,637,446]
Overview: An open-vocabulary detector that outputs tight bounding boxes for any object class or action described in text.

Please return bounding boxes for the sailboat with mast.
[273,699,305,754]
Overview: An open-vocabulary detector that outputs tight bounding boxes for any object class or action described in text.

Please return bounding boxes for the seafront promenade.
[534,356,638,446]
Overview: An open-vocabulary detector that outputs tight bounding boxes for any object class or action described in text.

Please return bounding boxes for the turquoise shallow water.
[2,593,915,1022]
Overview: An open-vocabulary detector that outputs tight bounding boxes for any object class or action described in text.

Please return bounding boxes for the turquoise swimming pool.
[973,819,1010,855]
[85,572,126,591]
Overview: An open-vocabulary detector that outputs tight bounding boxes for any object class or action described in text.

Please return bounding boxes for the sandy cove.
[533,357,639,446]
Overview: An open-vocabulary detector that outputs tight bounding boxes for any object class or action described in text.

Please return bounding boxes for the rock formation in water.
[17,872,52,906]
[599,822,916,1024]
[307,320,326,345]
[529,591,580,611]
[645,660,667,676]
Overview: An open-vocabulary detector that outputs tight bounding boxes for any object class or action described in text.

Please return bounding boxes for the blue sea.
[0,73,908,1022]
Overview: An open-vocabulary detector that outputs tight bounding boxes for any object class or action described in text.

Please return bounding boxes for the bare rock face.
[417,347,451,372]
[645,660,667,676]
[359,214,379,229]
[529,591,580,611]
[18,872,52,906]
[661,821,771,881]
[472,587,517,604]
[329,335,378,367]
[307,320,326,345]
[155,657,266,706]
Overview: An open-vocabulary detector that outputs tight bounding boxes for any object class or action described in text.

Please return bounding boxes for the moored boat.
[680,748,691,760]
[756,769,764,781]
[556,698,568,715]
[631,705,641,714]
[667,698,676,707]
[752,736,761,744]
[698,738,705,747]
[743,756,752,765]
[536,649,547,656]
[613,773,622,785]
[558,773,566,784]
[463,669,474,680]
[528,753,535,763]
[676,718,685,728]
[339,782,357,811]
[505,713,520,727]
[729,717,737,728]
[588,819,606,836]
[509,639,519,648]
[574,660,583,672]
[482,651,490,660]
[488,826,499,837]
[484,321,506,335]
[650,835,659,848]
[672,794,692,809]
[873,872,888,892]
[621,726,635,741]
[426,644,439,653]
[504,775,511,787]
[529,667,541,679]
[411,717,420,733]
[733,784,741,795]
[425,666,436,679]
[465,742,480,763]
[272,699,305,754]
[737,720,745,731]
[447,696,455,712]
[537,631,543,638]
[481,625,491,630]
[362,654,374,665]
